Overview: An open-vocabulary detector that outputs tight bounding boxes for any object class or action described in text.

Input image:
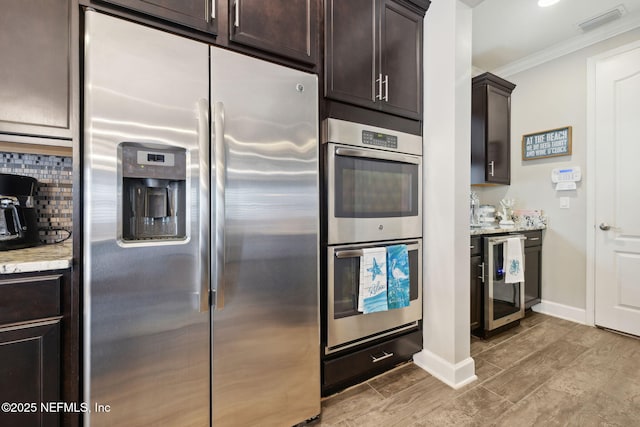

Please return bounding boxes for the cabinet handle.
[489,160,495,177]
[211,0,215,19]
[234,0,239,27]
[529,237,540,241]
[375,73,383,101]
[479,262,485,283]
[371,351,394,363]
[470,245,475,249]
[383,74,389,102]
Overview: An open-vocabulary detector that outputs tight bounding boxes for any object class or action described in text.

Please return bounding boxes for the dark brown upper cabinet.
[101,0,218,34]
[324,0,428,121]
[0,0,74,143]
[90,0,319,68]
[471,72,516,185]
[229,0,317,65]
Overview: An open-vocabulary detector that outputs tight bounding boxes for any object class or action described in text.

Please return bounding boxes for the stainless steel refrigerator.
[83,11,320,426]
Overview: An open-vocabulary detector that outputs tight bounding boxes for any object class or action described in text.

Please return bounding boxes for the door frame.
[585,39,640,328]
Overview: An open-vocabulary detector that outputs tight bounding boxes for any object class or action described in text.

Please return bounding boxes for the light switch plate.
[560,197,570,209]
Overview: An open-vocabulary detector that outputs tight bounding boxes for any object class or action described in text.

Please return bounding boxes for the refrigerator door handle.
[212,101,226,310]
[198,98,210,312]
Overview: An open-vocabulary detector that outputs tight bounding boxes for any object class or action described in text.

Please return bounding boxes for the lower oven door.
[326,239,422,353]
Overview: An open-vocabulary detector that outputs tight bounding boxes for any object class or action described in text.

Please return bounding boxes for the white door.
[593,41,640,337]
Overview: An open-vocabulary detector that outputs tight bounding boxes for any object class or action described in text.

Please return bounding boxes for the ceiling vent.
[577,5,626,32]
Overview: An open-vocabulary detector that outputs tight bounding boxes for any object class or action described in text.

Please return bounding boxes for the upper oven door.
[327,143,422,244]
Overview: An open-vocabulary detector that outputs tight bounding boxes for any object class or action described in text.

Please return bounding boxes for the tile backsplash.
[1,152,73,244]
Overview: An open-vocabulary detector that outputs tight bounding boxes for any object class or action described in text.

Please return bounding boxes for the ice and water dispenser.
[121,143,187,241]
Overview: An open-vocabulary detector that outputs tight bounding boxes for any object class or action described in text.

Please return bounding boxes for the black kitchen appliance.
[0,173,40,250]
[473,234,526,338]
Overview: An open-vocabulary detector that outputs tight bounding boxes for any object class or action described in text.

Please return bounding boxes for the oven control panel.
[362,130,398,149]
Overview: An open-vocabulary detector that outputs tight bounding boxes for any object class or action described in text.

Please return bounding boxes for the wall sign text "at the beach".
[522,126,572,160]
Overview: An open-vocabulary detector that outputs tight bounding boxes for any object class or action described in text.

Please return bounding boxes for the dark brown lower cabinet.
[322,328,422,396]
[0,270,77,427]
[523,231,542,308]
[0,319,61,426]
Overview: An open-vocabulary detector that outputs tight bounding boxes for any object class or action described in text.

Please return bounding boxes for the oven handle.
[335,242,420,258]
[335,147,421,165]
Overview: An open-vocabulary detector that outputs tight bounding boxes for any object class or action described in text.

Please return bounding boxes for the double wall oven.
[322,118,423,394]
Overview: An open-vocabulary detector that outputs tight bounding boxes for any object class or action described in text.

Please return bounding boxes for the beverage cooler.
[475,234,526,337]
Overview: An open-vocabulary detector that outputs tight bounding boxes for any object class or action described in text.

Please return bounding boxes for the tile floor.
[317,312,640,426]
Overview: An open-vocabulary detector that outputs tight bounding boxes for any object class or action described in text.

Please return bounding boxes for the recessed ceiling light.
[538,0,560,7]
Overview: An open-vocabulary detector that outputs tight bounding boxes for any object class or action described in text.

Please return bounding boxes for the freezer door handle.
[212,101,226,310]
[197,98,211,312]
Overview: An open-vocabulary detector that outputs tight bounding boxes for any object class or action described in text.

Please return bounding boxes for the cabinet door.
[470,254,483,330]
[230,0,317,64]
[379,0,422,120]
[0,0,71,140]
[103,0,217,33]
[324,0,377,109]
[524,245,541,308]
[0,319,61,427]
[485,86,511,184]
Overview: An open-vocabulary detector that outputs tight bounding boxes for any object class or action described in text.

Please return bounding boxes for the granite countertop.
[0,241,73,274]
[470,224,546,236]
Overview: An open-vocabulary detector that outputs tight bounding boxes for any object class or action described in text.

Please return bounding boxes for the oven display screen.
[362,130,398,149]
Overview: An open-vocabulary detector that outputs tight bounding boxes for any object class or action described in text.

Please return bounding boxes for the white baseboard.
[412,350,477,389]
[531,300,587,325]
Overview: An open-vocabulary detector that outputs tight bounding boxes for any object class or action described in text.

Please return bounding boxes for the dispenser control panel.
[122,143,186,180]
[137,150,176,167]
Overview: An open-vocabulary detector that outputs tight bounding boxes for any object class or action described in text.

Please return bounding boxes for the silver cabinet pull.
[371,351,394,363]
[383,74,389,102]
[599,223,611,231]
[211,0,215,19]
[529,237,540,241]
[234,0,240,27]
[489,160,495,177]
[375,73,383,101]
[479,262,485,283]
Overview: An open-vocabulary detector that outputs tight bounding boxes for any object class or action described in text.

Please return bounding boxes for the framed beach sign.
[522,126,572,160]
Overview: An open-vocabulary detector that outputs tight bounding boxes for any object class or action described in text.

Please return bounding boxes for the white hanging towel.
[358,247,388,314]
[504,237,525,283]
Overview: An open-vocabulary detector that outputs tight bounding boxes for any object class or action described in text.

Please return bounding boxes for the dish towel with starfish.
[358,247,388,314]
[504,237,525,283]
[386,244,410,309]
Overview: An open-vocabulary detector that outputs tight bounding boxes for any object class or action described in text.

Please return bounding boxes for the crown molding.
[490,12,640,78]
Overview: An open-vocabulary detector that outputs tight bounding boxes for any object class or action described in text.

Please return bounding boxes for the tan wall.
[475,28,640,312]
